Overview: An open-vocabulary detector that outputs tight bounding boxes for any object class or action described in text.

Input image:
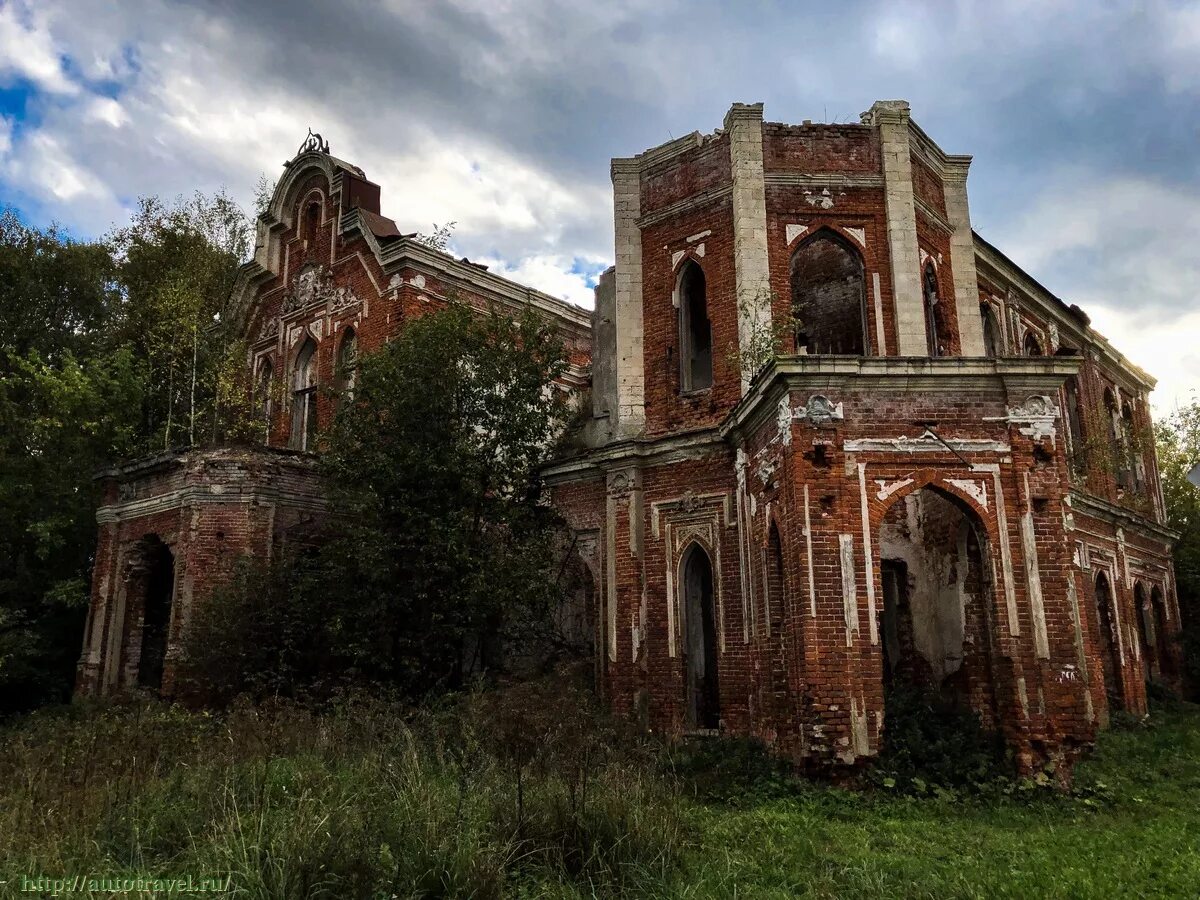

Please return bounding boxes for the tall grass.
[0,683,683,898]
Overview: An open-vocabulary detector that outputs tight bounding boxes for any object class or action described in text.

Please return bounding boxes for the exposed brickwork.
[80,105,1180,785]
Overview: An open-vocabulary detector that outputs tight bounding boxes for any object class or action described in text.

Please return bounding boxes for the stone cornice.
[636,184,733,230]
[542,429,728,484]
[763,172,884,190]
[721,355,1081,444]
[1070,490,1179,545]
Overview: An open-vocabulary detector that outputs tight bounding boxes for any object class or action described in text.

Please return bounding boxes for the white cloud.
[0,2,77,95]
[477,253,607,308]
[992,170,1200,412]
[1087,305,1200,414]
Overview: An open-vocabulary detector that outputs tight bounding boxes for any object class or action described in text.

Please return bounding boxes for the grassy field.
[1,688,1198,898]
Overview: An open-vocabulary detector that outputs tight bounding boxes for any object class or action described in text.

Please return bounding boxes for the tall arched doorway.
[877,486,997,728]
[1151,585,1172,679]
[682,543,720,730]
[1094,571,1123,709]
[1134,582,1152,684]
[137,536,175,693]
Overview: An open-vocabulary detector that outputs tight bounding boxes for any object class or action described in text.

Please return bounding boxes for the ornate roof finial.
[297,128,330,156]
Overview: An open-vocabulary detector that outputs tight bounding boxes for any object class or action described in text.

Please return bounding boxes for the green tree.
[1155,398,1200,686]
[108,192,254,450]
[0,209,117,362]
[320,300,573,693]
[184,301,575,700]
[0,349,142,709]
[0,193,255,712]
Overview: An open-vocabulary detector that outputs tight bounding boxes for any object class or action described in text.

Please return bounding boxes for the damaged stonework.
[79,101,1179,784]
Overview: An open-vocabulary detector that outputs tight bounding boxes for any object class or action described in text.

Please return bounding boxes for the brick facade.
[78,104,1180,779]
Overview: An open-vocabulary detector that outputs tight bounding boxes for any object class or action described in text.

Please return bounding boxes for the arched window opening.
[255,358,274,442]
[1151,586,1172,678]
[1123,402,1144,493]
[304,200,321,245]
[923,263,946,357]
[790,231,867,356]
[766,524,785,635]
[1064,377,1086,476]
[878,487,997,728]
[1105,389,1129,491]
[290,336,319,451]
[334,327,358,400]
[1094,571,1123,710]
[980,303,1000,358]
[136,536,175,694]
[677,261,712,392]
[681,543,720,730]
[1134,582,1152,684]
[1023,330,1044,357]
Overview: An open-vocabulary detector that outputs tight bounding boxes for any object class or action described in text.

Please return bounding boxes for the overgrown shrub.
[871,686,1013,795]
[662,734,803,804]
[0,681,684,897]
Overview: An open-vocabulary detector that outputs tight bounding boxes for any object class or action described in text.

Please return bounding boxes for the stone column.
[611,160,645,437]
[944,156,986,356]
[863,100,926,356]
[724,102,772,394]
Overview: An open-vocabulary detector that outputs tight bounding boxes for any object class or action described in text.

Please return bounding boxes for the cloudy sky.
[2,0,1197,410]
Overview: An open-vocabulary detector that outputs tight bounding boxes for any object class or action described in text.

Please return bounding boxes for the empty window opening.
[304,200,321,245]
[334,326,358,401]
[790,230,867,356]
[981,303,1000,358]
[1134,582,1153,685]
[878,487,997,728]
[677,261,713,392]
[682,543,720,730]
[1064,377,1086,476]
[1105,389,1131,491]
[1123,402,1144,493]
[923,263,947,357]
[290,336,319,451]
[1151,586,1172,678]
[1094,571,1123,710]
[136,536,175,694]
[255,357,274,441]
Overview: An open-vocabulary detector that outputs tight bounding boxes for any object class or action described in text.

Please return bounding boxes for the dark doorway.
[877,487,997,726]
[1094,571,1123,709]
[137,537,175,692]
[1151,586,1172,679]
[683,543,720,729]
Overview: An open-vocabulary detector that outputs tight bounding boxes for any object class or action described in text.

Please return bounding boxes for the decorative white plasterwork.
[410,273,426,288]
[874,478,914,502]
[794,394,844,425]
[845,433,1010,453]
[804,187,835,209]
[986,395,1060,443]
[946,477,989,510]
[776,396,793,445]
[843,226,866,247]
[785,223,809,244]
[671,249,687,269]
[694,242,706,258]
[685,230,711,243]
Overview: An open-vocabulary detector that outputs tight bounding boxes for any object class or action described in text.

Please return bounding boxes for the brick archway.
[871,475,1002,731]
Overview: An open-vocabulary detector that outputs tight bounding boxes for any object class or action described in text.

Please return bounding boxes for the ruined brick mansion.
[77,102,1180,773]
